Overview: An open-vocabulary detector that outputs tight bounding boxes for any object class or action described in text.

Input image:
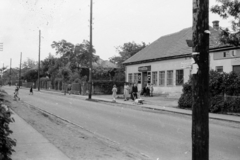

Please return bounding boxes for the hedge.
[178,70,240,113]
[0,93,16,160]
[93,80,125,94]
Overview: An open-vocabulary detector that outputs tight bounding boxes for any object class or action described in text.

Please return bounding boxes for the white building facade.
[123,22,240,95]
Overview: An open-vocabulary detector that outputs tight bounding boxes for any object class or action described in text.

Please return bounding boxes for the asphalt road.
[4,86,240,160]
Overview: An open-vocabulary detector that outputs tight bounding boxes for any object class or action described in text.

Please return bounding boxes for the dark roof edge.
[210,46,240,52]
[123,54,192,66]
[124,46,240,66]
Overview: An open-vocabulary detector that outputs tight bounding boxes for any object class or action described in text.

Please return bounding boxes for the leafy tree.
[211,0,240,46]
[23,69,38,82]
[51,39,99,70]
[108,42,147,81]
[22,58,37,69]
[109,42,147,68]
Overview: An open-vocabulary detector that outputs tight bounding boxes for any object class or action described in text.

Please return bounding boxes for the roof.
[93,59,117,68]
[123,26,222,64]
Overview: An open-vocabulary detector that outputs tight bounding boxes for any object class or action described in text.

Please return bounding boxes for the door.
[142,72,148,88]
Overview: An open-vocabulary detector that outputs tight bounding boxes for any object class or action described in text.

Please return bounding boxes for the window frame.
[176,69,184,85]
[216,66,223,73]
[159,71,165,86]
[152,71,158,86]
[167,70,173,86]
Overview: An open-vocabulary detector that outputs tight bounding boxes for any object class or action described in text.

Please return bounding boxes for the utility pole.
[19,52,22,88]
[38,30,41,91]
[88,0,93,99]
[10,58,12,86]
[192,0,209,160]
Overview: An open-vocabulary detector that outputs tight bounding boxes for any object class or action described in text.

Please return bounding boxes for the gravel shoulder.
[7,94,150,160]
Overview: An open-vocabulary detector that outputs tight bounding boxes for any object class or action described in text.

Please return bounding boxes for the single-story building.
[123,21,240,95]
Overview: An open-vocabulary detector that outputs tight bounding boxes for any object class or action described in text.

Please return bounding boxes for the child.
[112,84,117,102]
[14,86,20,101]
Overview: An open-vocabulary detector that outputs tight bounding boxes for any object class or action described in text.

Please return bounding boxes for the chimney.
[212,20,220,30]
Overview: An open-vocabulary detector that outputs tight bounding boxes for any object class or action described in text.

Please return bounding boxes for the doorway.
[142,72,148,88]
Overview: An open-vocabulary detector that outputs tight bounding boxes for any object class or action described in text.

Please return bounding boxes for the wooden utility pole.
[19,52,22,88]
[88,0,93,99]
[192,0,209,160]
[38,30,41,91]
[10,58,12,86]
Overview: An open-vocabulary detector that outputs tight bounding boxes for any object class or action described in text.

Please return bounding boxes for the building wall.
[126,57,191,94]
[125,49,240,95]
[210,49,240,72]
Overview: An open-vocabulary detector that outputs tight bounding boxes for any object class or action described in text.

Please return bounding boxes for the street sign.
[181,62,192,68]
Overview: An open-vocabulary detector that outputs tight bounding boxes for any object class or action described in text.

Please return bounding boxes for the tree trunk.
[192,0,209,160]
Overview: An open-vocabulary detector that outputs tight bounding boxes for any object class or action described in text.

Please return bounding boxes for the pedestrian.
[124,83,129,101]
[68,83,72,95]
[14,86,20,101]
[29,85,33,95]
[112,84,118,102]
[131,83,138,100]
[150,83,154,97]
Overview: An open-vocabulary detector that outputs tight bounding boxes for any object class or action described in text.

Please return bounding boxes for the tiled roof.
[124,26,222,64]
[93,59,117,68]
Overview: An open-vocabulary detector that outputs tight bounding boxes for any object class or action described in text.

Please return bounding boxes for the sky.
[0,0,233,68]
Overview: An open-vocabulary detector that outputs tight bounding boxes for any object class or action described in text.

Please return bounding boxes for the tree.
[22,58,37,69]
[109,42,147,81]
[211,0,240,46]
[110,42,147,69]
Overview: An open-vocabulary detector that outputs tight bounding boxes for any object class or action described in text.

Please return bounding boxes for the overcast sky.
[0,0,232,68]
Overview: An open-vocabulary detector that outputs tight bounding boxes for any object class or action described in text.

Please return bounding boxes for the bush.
[93,80,125,94]
[178,70,240,113]
[0,103,16,160]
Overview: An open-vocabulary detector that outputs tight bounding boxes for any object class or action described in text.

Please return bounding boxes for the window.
[134,73,138,83]
[223,52,226,57]
[216,66,223,73]
[231,50,236,57]
[159,71,165,85]
[128,73,133,83]
[233,65,240,75]
[152,72,157,85]
[167,70,173,85]
[176,70,184,85]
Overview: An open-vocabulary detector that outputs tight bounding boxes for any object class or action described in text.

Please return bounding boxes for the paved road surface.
[4,86,240,160]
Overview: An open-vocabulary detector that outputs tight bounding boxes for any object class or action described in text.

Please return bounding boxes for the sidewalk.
[34,88,240,124]
[10,110,70,160]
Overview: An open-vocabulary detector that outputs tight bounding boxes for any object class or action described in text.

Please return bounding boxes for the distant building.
[123,21,240,95]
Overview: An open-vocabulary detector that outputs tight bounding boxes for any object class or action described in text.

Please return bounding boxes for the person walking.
[68,83,72,95]
[14,86,20,101]
[112,84,118,102]
[29,85,33,95]
[131,83,138,100]
[149,83,154,97]
[124,83,129,101]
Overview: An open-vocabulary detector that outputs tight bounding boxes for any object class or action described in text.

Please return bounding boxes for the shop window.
[152,72,157,85]
[159,71,165,86]
[128,73,133,83]
[176,70,184,85]
[167,70,173,85]
[216,66,223,73]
